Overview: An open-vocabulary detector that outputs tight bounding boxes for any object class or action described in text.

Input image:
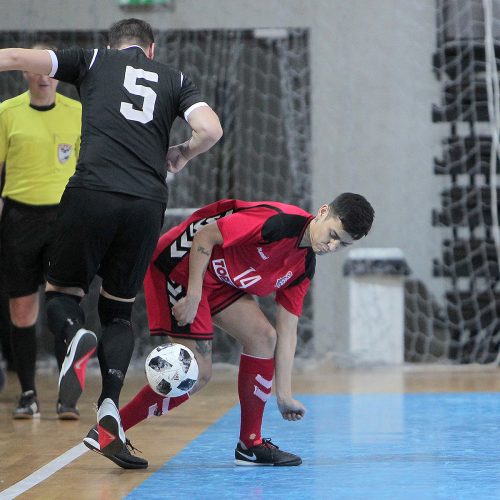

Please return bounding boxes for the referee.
[0,18,222,466]
[0,43,81,419]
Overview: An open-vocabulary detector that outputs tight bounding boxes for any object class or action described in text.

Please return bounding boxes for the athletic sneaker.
[58,328,97,408]
[235,438,302,466]
[83,425,148,469]
[12,390,40,419]
[56,400,80,420]
[97,398,125,454]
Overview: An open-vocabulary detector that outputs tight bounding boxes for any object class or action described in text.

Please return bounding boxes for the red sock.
[119,384,189,431]
[238,353,274,448]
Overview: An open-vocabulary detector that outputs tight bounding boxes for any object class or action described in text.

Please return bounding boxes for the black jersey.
[49,46,204,202]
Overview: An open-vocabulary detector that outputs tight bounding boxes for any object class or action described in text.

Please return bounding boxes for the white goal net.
[406,0,500,364]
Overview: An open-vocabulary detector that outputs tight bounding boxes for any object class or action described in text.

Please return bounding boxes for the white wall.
[0,0,441,361]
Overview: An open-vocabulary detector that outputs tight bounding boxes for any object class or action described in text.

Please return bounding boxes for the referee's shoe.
[58,328,97,409]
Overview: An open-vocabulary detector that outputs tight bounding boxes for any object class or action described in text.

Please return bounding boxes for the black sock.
[0,291,13,368]
[11,324,37,393]
[45,291,85,345]
[97,319,134,407]
[54,336,67,372]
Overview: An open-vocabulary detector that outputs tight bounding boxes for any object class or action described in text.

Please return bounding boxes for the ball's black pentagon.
[178,348,192,373]
[156,379,173,395]
[177,377,196,392]
[148,355,172,372]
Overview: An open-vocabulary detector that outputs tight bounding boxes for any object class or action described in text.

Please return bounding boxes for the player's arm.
[172,222,224,326]
[0,48,52,75]
[274,304,306,421]
[166,105,223,174]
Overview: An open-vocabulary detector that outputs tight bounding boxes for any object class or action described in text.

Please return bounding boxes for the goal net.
[406,0,500,364]
[0,28,312,362]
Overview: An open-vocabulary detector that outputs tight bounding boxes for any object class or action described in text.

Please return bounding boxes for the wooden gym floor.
[0,363,499,499]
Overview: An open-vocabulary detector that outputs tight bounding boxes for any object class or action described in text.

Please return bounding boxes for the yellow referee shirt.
[0,91,81,205]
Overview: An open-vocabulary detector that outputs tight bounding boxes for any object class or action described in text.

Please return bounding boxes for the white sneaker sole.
[59,329,97,407]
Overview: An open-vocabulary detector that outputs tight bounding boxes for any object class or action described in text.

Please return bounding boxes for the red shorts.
[144,257,244,341]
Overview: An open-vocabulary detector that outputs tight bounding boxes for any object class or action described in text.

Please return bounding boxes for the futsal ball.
[145,343,199,397]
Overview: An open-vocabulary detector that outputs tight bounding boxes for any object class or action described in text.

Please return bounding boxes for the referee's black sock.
[45,291,85,352]
[11,324,37,394]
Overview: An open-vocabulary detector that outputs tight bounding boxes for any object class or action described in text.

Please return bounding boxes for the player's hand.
[172,294,201,326]
[166,145,189,174]
[277,397,306,421]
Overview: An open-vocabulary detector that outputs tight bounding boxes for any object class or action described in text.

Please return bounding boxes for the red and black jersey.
[153,199,316,316]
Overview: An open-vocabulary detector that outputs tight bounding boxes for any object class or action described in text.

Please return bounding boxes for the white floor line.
[0,443,88,500]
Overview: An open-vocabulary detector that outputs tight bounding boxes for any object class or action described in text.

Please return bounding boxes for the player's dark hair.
[108,18,154,49]
[329,192,374,240]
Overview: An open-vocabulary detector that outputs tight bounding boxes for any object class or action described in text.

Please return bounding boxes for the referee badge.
[58,143,73,164]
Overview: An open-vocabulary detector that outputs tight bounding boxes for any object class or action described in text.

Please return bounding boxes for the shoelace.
[125,439,143,455]
[91,403,142,455]
[260,438,279,450]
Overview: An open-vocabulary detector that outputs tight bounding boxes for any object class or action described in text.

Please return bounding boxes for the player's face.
[24,72,58,103]
[309,205,353,255]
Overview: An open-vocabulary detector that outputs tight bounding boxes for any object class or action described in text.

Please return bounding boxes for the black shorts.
[47,187,166,299]
[0,198,59,298]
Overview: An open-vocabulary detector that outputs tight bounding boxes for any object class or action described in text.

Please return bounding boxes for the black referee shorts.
[0,198,59,298]
[47,187,165,299]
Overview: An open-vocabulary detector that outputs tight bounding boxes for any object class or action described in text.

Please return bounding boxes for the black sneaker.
[97,398,125,456]
[83,425,101,455]
[235,438,302,466]
[58,329,97,408]
[83,424,148,469]
[56,400,80,420]
[13,390,40,419]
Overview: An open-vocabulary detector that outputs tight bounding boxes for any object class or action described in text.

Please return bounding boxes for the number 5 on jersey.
[120,65,158,124]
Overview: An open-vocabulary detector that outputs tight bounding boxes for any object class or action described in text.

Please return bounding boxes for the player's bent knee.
[257,324,277,352]
[11,317,37,328]
[98,294,133,326]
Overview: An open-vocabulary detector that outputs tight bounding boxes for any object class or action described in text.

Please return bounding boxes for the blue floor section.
[127,393,500,500]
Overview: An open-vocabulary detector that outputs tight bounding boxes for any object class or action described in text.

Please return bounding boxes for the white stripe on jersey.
[89,49,98,69]
[184,102,209,121]
[47,50,58,77]
[180,72,184,87]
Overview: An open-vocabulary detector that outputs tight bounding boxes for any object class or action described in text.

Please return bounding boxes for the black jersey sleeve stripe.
[286,248,316,288]
[261,213,311,243]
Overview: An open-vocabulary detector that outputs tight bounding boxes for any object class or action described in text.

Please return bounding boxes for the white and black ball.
[145,343,199,397]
